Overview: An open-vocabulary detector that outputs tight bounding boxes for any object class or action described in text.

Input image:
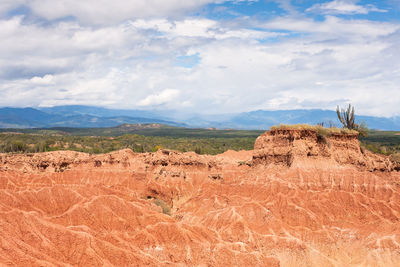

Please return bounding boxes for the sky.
[0,0,399,117]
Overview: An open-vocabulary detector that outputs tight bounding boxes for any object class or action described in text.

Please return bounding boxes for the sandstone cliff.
[253,128,394,171]
[0,129,399,266]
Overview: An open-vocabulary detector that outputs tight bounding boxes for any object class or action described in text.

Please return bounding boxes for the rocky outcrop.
[0,130,399,266]
[253,129,393,171]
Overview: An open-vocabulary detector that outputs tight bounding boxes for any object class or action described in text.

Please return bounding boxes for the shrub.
[154,199,171,215]
[356,121,369,137]
[194,147,202,154]
[152,145,163,152]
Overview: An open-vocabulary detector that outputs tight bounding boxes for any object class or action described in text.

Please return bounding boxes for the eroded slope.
[0,130,399,266]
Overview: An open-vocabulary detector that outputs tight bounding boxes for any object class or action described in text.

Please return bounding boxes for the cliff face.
[253,129,393,171]
[0,130,400,266]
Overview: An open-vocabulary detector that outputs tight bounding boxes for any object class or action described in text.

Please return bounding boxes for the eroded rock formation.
[0,130,399,266]
[253,128,394,171]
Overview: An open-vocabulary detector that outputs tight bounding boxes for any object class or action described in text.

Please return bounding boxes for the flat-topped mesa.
[253,127,393,171]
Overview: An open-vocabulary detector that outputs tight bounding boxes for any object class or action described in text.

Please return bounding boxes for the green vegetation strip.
[359,131,400,155]
[0,125,399,156]
[0,133,257,155]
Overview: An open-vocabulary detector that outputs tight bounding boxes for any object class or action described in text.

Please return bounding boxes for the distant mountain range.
[0,105,399,130]
[0,107,183,128]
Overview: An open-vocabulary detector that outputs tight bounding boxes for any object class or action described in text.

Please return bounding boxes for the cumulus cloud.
[0,0,399,117]
[138,89,180,107]
[0,0,243,25]
[306,0,387,15]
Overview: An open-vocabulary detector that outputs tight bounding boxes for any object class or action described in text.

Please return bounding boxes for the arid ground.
[1,129,399,266]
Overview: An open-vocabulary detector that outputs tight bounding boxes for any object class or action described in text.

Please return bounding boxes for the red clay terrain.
[1,129,400,266]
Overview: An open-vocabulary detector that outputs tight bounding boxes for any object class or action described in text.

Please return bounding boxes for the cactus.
[336,104,357,129]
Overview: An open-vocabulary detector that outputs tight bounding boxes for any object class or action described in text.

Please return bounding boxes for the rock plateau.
[0,129,399,266]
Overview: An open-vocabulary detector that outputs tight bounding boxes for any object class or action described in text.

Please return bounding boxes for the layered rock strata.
[253,129,394,171]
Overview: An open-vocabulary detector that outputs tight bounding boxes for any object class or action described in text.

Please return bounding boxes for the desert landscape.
[1,1,400,265]
[1,127,399,266]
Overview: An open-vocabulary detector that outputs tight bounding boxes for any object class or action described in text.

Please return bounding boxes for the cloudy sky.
[0,0,399,116]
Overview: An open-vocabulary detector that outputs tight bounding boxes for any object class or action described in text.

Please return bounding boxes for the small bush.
[152,145,163,152]
[154,199,171,215]
[356,121,369,137]
[360,142,389,155]
[194,147,202,154]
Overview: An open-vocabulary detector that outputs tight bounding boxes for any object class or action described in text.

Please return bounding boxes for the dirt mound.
[1,130,399,266]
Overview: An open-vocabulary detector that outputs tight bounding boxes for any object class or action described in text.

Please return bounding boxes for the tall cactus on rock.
[336,104,357,130]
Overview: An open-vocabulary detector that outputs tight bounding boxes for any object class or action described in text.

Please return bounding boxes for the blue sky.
[0,0,399,116]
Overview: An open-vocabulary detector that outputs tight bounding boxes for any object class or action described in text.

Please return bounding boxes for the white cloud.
[264,16,398,38]
[306,0,387,15]
[30,74,54,85]
[131,19,218,38]
[0,1,399,117]
[0,0,224,25]
[131,18,278,40]
[138,89,180,106]
[1,14,400,117]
